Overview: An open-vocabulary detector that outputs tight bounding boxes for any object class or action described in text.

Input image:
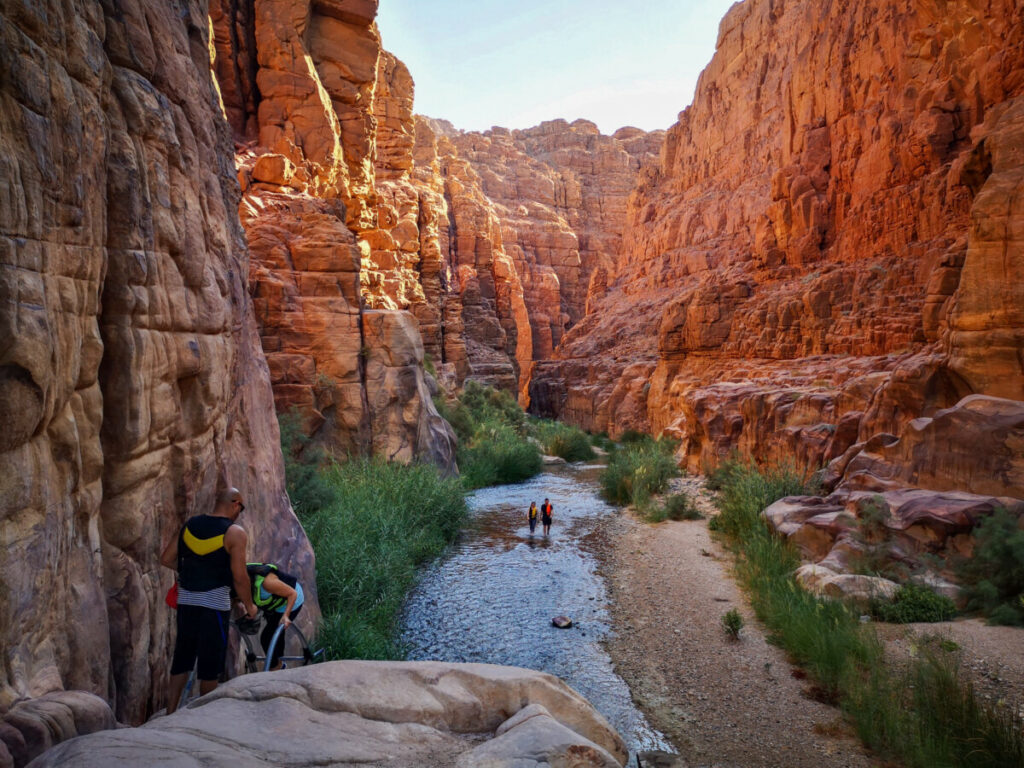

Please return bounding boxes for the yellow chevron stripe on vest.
[183,527,225,556]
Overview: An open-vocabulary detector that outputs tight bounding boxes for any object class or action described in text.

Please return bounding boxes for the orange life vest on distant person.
[541,503,552,517]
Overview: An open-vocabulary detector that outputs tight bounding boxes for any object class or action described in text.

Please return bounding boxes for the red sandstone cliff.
[0,0,318,753]
[212,0,661,429]
[211,1,458,467]
[531,0,1024,486]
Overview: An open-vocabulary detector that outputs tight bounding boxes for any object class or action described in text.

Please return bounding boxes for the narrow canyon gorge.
[0,0,1022,765]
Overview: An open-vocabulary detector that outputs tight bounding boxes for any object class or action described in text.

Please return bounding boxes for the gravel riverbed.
[600,476,1024,768]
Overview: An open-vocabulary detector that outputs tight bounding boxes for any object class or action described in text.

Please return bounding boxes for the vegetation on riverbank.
[280,414,467,659]
[435,381,599,487]
[711,457,1024,768]
[955,507,1024,626]
[434,381,542,488]
[599,435,679,508]
[299,459,466,659]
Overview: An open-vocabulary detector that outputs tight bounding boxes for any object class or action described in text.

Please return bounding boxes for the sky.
[375,0,740,135]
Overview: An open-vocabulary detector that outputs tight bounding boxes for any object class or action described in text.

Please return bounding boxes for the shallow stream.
[398,463,671,755]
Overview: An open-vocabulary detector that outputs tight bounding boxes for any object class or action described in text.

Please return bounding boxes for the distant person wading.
[541,498,553,537]
[528,501,539,534]
[161,488,257,714]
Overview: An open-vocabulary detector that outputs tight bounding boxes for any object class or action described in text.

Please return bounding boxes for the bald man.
[161,488,258,713]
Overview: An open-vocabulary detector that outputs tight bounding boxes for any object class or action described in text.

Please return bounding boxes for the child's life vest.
[246,562,299,612]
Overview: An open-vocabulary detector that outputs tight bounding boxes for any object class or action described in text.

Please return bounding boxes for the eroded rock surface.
[29,662,628,768]
[530,0,1024,484]
[0,0,316,736]
[764,395,1024,599]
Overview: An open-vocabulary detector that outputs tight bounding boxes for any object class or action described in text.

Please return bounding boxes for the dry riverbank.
[599,478,871,768]
[600,476,1024,768]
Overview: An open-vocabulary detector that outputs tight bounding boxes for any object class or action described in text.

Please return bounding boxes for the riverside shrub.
[600,436,680,508]
[530,419,596,462]
[298,458,467,660]
[646,492,702,523]
[871,583,957,624]
[955,507,1024,626]
[434,381,543,489]
[459,422,542,488]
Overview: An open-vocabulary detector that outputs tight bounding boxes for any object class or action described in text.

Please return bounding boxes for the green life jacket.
[246,562,298,612]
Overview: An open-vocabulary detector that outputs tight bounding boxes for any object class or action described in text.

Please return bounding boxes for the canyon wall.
[531,0,1024,490]
[0,0,318,751]
[212,0,661,437]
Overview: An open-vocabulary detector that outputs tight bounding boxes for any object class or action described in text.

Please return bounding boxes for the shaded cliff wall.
[531,0,1024,484]
[211,1,457,468]
[0,0,317,737]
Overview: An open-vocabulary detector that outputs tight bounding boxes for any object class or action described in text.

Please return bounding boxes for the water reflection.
[399,464,672,754]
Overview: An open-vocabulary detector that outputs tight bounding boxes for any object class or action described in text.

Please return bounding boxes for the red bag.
[165,583,179,609]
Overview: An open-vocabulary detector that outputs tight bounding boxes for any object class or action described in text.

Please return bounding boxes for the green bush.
[722,608,744,639]
[872,584,957,624]
[530,419,596,462]
[279,409,337,515]
[459,422,542,489]
[300,458,467,660]
[956,507,1024,626]
[435,382,543,489]
[646,492,702,523]
[599,437,680,508]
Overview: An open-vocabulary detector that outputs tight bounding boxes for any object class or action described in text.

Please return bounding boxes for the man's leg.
[167,606,199,714]
[195,608,231,692]
[166,672,188,715]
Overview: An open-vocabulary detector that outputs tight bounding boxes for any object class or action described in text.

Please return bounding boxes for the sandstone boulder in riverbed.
[28,661,628,768]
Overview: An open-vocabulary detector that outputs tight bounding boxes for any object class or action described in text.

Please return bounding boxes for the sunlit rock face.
[0,0,316,742]
[531,0,1024,492]
[210,1,457,469]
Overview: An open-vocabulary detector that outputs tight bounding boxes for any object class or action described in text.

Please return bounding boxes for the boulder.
[29,662,627,768]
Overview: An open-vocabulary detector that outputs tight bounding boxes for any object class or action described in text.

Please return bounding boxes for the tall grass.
[712,457,1024,767]
[599,436,680,508]
[298,458,467,659]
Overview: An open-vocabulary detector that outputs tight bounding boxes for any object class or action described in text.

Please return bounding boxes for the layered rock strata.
[531,0,1024,483]
[31,662,628,768]
[0,0,316,743]
[213,2,457,467]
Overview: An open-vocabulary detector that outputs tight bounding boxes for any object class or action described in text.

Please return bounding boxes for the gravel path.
[600,476,1024,767]
[600,478,870,768]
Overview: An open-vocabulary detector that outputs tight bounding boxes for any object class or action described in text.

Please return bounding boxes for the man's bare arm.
[225,525,257,617]
[160,531,179,570]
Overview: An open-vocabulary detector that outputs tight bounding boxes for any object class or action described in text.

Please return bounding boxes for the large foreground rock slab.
[28,661,627,768]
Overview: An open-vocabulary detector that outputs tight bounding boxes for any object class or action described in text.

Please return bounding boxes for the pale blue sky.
[375,0,739,135]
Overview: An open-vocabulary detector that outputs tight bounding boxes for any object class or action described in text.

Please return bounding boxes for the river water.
[398,462,672,755]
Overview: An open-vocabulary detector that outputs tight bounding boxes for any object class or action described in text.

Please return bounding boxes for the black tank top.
[178,515,233,591]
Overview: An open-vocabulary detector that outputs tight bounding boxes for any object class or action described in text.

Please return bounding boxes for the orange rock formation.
[212,0,661,437]
[532,0,1024,494]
